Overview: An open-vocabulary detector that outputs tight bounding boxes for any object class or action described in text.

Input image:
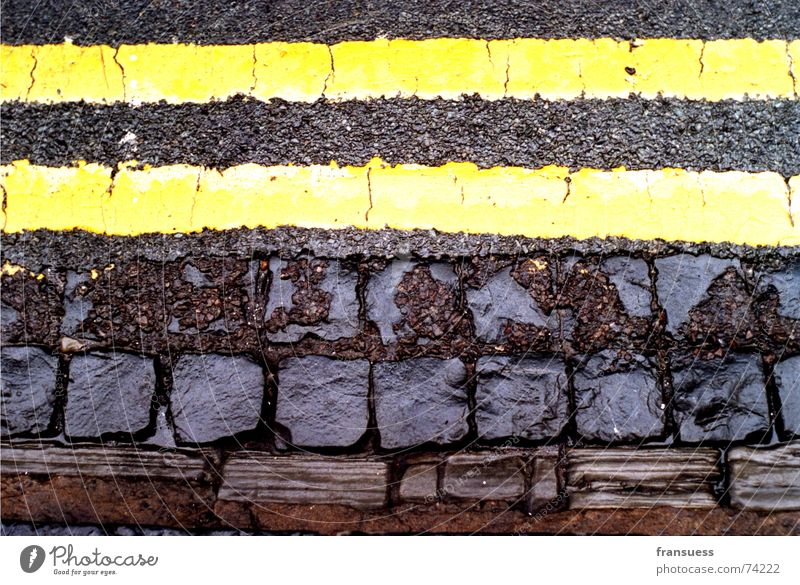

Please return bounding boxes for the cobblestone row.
[2,252,798,447]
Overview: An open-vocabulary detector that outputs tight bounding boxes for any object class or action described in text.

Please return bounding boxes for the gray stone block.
[528,449,560,511]
[143,406,176,448]
[65,352,155,438]
[655,254,738,335]
[171,354,264,443]
[265,256,360,342]
[672,354,770,443]
[757,261,800,320]
[1,346,58,436]
[276,356,370,448]
[574,350,664,442]
[774,356,800,437]
[442,453,526,502]
[399,464,439,503]
[601,256,653,317]
[61,271,93,336]
[475,356,569,441]
[466,266,550,343]
[374,358,469,449]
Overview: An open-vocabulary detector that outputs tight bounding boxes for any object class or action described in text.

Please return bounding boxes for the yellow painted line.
[1,160,797,246]
[1,38,797,103]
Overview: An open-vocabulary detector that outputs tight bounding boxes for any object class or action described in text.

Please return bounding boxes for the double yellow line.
[2,38,798,246]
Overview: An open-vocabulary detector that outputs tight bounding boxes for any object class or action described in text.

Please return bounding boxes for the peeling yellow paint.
[27,42,124,103]
[1,260,45,280]
[326,39,417,99]
[1,160,110,232]
[631,39,703,98]
[1,261,26,276]
[196,163,369,230]
[117,44,254,103]
[699,39,794,100]
[89,264,114,279]
[1,161,797,246]
[327,38,508,99]
[790,41,800,96]
[504,38,585,99]
[252,42,330,102]
[530,259,549,270]
[1,38,798,103]
[1,45,36,100]
[104,164,199,232]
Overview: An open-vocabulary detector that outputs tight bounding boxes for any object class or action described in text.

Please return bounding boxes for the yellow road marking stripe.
[1,160,797,246]
[2,38,797,103]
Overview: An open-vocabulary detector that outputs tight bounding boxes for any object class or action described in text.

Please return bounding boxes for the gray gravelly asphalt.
[2,0,798,44]
[3,229,797,272]
[4,97,799,176]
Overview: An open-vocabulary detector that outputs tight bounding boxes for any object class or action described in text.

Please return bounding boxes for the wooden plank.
[567,448,721,509]
[0,442,208,481]
[218,453,389,509]
[728,442,800,511]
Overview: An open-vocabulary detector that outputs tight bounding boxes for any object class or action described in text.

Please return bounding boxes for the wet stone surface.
[373,357,469,449]
[656,254,756,350]
[4,246,799,449]
[65,352,155,438]
[62,258,259,353]
[773,356,800,438]
[756,260,800,353]
[170,354,264,444]
[671,353,770,443]
[600,257,653,317]
[573,350,664,443]
[1,266,64,346]
[145,406,177,449]
[61,271,92,336]
[464,256,555,348]
[0,346,58,437]
[475,355,569,442]
[366,260,468,348]
[264,256,360,342]
[559,256,654,352]
[756,260,800,320]
[276,356,369,448]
